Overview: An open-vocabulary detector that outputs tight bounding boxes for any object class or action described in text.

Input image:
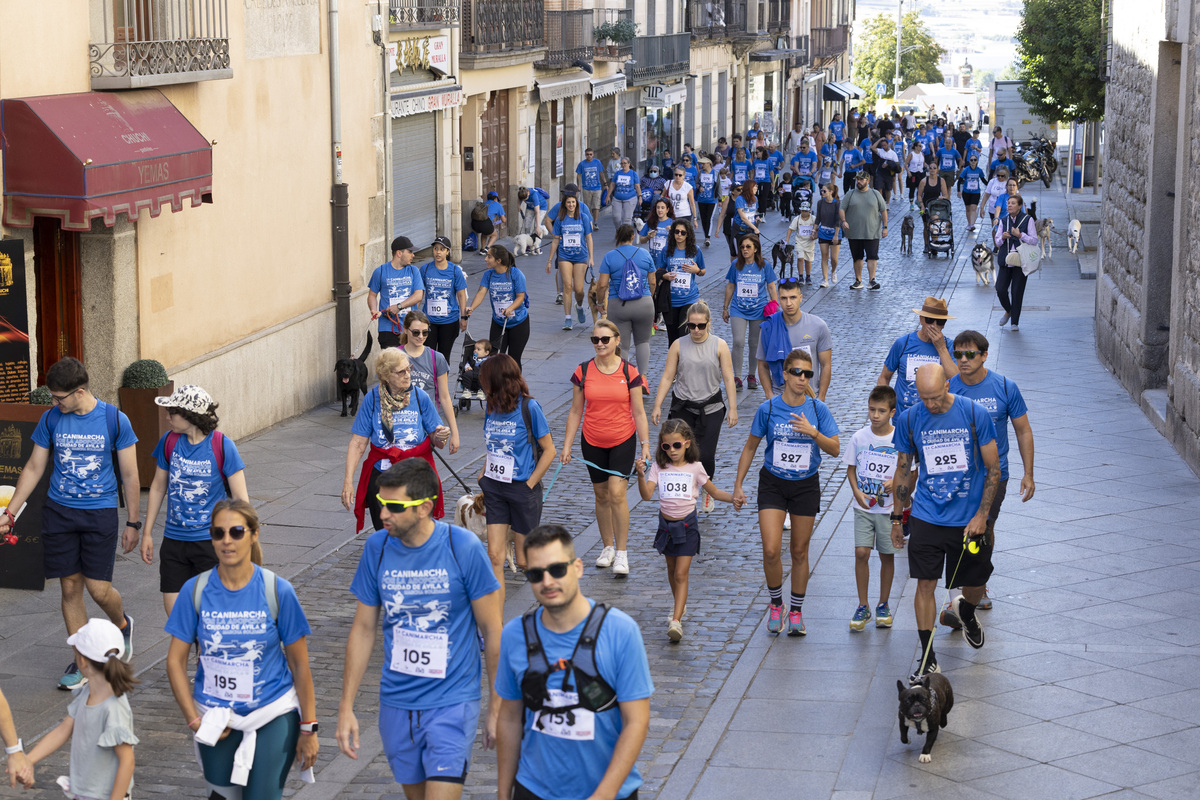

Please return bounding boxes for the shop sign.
[390,87,463,118]
[388,35,450,74]
[0,241,30,404]
[641,83,687,108]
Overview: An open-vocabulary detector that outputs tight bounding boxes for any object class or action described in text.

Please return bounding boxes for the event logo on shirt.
[53,432,106,496]
[169,454,216,525]
[381,568,452,631]
[382,409,423,448]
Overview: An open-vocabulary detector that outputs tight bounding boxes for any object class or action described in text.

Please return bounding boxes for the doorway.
[33,218,83,383]
[480,90,510,206]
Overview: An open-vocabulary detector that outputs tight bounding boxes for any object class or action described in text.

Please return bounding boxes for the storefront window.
[640,106,680,173]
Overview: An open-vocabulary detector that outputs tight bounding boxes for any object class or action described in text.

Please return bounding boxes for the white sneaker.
[612,551,629,576]
[783,514,792,530]
[667,620,683,642]
[702,492,715,513]
[595,546,616,568]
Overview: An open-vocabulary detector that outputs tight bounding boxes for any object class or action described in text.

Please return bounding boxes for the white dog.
[454,493,517,572]
[1037,217,1055,259]
[1066,219,1082,254]
[512,233,543,257]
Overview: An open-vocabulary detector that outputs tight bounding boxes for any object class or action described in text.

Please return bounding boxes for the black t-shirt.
[952,130,971,153]
[878,118,895,137]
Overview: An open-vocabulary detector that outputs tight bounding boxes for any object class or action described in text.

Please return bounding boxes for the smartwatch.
[300,722,319,734]
[126,521,143,531]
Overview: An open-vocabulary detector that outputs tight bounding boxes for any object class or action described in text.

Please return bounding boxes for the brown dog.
[455,493,517,573]
[587,279,606,322]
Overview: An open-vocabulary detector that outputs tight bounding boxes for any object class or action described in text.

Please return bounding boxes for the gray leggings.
[730,315,761,379]
[612,197,639,228]
[607,295,655,377]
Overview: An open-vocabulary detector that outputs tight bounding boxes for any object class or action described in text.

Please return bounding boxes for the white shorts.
[794,238,815,262]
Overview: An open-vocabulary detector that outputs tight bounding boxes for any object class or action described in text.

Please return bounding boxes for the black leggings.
[994,264,1030,325]
[698,202,716,239]
[490,316,531,370]
[664,303,691,346]
[723,208,737,256]
[428,321,461,364]
[668,396,726,478]
[757,182,773,213]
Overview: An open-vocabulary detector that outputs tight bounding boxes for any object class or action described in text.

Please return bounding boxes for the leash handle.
[541,460,564,501]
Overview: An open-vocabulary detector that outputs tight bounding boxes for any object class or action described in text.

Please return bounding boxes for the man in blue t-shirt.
[878,297,960,418]
[575,149,608,228]
[0,357,140,690]
[337,459,502,797]
[369,235,427,349]
[891,364,1000,682]
[496,524,653,800]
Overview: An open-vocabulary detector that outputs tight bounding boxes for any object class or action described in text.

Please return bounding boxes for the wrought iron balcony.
[534,9,593,69]
[593,7,633,61]
[389,0,460,29]
[790,34,809,68]
[762,0,790,32]
[687,0,746,39]
[89,0,231,89]
[626,32,691,84]
[811,25,848,59]
[462,0,543,54]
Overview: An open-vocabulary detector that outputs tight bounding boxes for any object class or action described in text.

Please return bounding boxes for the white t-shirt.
[846,425,899,514]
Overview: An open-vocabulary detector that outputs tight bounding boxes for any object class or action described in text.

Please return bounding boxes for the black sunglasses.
[686,322,708,331]
[673,229,688,235]
[211,525,248,541]
[953,350,985,360]
[661,441,685,451]
[786,368,815,379]
[922,317,948,327]
[407,328,429,338]
[590,335,613,345]
[524,561,571,583]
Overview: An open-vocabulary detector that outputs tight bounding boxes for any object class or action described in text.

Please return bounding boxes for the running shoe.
[783,514,792,530]
[735,377,743,391]
[953,596,985,649]
[869,280,881,290]
[747,376,758,390]
[999,312,1010,327]
[939,600,962,630]
[704,238,711,247]
[562,316,573,331]
[612,551,629,577]
[667,620,684,642]
[766,604,785,634]
[875,602,894,628]
[908,659,941,685]
[977,587,993,610]
[850,280,864,290]
[1010,325,1019,331]
[654,318,667,332]
[576,304,586,325]
[787,610,806,636]
[831,270,838,283]
[595,546,615,568]
[555,292,564,305]
[819,280,830,288]
[57,662,87,691]
[121,613,134,663]
[702,492,715,513]
[849,604,871,632]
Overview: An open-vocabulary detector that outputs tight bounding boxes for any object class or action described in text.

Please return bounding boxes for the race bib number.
[492,299,511,319]
[389,628,449,678]
[652,232,667,252]
[923,441,968,475]
[773,441,812,472]
[755,166,767,180]
[536,689,595,741]
[736,281,758,299]
[563,232,582,250]
[485,451,515,483]
[701,174,714,188]
[861,450,896,479]
[201,657,254,703]
[427,297,449,318]
[965,177,980,192]
[671,271,692,290]
[904,355,941,383]
[658,471,693,500]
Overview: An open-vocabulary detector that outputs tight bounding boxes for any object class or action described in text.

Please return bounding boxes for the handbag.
[1005,250,1022,266]
[1017,242,1042,276]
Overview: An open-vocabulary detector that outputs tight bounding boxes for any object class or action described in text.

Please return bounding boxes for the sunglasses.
[661,441,686,451]
[524,561,572,583]
[922,317,948,327]
[210,525,248,541]
[673,229,688,235]
[953,350,985,360]
[787,368,815,379]
[376,493,438,512]
[590,335,613,345]
[686,322,708,331]
[407,328,429,338]
[675,173,685,177]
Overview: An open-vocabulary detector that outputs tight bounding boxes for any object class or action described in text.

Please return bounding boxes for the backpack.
[520,397,543,462]
[164,430,231,496]
[471,201,489,222]
[463,232,479,252]
[44,402,126,508]
[192,566,280,640]
[615,248,646,303]
[578,359,634,393]
[520,603,617,730]
[525,187,549,209]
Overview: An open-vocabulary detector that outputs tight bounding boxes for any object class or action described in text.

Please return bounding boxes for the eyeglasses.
[953,350,985,360]
[407,328,429,338]
[661,441,686,451]
[49,389,79,404]
[376,493,438,513]
[524,561,571,583]
[391,367,412,377]
[922,317,948,327]
[210,525,248,541]
[686,322,708,331]
[590,335,613,345]
[786,368,815,379]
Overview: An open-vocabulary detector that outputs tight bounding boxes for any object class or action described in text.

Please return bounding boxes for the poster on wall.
[0,404,52,590]
[0,240,31,404]
[555,123,564,178]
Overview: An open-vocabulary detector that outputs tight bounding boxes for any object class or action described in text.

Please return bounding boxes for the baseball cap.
[154,384,214,414]
[67,618,125,663]
[487,191,499,199]
[390,236,415,253]
[432,235,452,250]
[564,183,579,194]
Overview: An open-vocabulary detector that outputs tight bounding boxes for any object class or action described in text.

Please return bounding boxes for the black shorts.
[580,432,637,484]
[471,218,495,235]
[160,536,219,593]
[757,468,821,517]
[961,192,981,206]
[41,500,120,581]
[907,515,995,588]
[654,512,701,557]
[848,238,880,261]
[479,475,544,535]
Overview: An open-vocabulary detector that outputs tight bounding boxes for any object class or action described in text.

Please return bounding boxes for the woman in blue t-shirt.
[610,157,641,228]
[727,180,761,250]
[722,234,778,391]
[165,499,319,800]
[957,153,987,232]
[141,385,249,616]
[732,349,840,636]
[658,220,706,345]
[466,245,530,368]
[639,198,675,264]
[752,146,773,216]
[419,236,470,363]
[731,147,751,187]
[597,224,657,378]
[547,194,594,331]
[695,158,718,246]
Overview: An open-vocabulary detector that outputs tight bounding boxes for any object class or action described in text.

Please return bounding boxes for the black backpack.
[520,603,617,730]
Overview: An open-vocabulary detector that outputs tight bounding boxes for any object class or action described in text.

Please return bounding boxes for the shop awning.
[590,74,627,100]
[749,48,806,61]
[535,73,592,102]
[1,90,212,231]
[824,80,867,101]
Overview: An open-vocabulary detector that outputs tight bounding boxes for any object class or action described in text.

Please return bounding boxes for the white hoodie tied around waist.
[194,687,315,786]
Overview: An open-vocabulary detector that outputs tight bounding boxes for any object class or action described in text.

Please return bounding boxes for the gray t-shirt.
[67,686,138,800]
[757,311,834,390]
[841,187,887,239]
[407,347,450,403]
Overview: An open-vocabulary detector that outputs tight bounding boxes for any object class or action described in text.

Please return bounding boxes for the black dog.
[897,674,954,763]
[335,332,373,417]
[900,215,915,255]
[770,241,795,279]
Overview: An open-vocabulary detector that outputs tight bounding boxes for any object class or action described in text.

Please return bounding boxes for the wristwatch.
[300,721,319,734]
[125,521,143,530]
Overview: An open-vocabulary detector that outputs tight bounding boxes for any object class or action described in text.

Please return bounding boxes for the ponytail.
[87,654,138,698]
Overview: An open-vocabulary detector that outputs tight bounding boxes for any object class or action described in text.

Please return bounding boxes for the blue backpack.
[463,232,479,252]
[616,249,646,303]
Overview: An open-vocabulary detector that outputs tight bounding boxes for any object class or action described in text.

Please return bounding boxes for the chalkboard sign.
[0,240,31,403]
[0,403,52,590]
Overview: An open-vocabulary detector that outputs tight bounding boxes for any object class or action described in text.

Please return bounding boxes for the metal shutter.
[392,112,438,247]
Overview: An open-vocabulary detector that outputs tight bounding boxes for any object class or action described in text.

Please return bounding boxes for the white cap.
[154,384,214,414]
[67,618,124,662]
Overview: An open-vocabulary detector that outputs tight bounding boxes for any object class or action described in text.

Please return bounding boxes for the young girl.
[784,205,817,284]
[636,420,735,643]
[25,619,138,800]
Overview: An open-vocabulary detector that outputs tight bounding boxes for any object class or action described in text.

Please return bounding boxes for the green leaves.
[1015,0,1105,121]
[851,11,947,106]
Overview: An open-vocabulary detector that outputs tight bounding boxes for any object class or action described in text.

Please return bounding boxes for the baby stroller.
[925,198,955,258]
[453,333,485,416]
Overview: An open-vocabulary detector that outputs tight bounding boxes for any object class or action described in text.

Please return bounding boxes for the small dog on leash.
[512,233,543,257]
[1067,219,1083,253]
[1037,217,1055,259]
[455,493,517,572]
[971,243,995,286]
[770,241,795,279]
[587,278,606,322]
[900,215,915,255]
[334,332,373,417]
[898,674,955,763]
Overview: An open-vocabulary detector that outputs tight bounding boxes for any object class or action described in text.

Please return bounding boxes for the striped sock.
[768,585,783,606]
[790,593,805,613]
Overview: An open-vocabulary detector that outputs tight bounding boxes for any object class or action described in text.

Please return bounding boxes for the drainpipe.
[330,0,352,360]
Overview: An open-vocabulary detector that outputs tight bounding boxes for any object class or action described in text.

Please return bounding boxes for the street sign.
[876,83,887,94]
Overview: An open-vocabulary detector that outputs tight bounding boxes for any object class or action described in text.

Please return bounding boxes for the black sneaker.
[869,280,881,290]
[908,658,940,685]
[850,280,864,290]
[953,596,985,649]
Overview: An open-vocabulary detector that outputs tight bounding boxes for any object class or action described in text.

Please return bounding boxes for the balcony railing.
[462,0,543,54]
[756,0,790,32]
[688,0,746,39]
[627,32,691,84]
[790,34,809,67]
[535,9,593,69]
[389,0,460,29]
[89,0,231,89]
[811,25,848,59]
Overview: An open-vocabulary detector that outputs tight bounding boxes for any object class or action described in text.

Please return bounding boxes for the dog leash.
[541,460,563,501]
[431,445,474,495]
[914,539,969,681]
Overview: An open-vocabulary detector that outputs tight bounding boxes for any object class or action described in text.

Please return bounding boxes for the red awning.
[1,89,212,231]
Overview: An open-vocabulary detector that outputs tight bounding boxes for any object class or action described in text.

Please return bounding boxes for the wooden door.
[33,218,83,383]
[480,91,510,205]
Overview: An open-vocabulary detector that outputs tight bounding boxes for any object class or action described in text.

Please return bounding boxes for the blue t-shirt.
[841,148,863,173]
[752,159,771,182]
[830,120,846,141]
[553,216,593,263]
[726,261,777,320]
[600,245,654,299]
[884,332,954,417]
[949,370,1027,481]
[959,167,986,194]
[696,171,717,203]
[350,524,500,710]
[32,403,138,509]
[611,170,639,201]
[524,189,548,212]
[732,196,754,233]
[484,399,550,483]
[420,262,468,324]
[820,143,838,163]
[750,395,839,480]
[936,147,961,171]
[352,385,443,464]
[641,219,672,260]
[487,200,506,224]
[165,567,311,715]
[791,151,817,177]
[732,159,750,184]
[368,262,425,333]
[575,158,605,191]
[768,151,784,174]
[480,267,529,325]
[658,247,705,307]
[496,602,654,800]
[662,155,674,171]
[990,158,1016,176]
[860,144,873,165]
[153,433,247,542]
[894,396,998,526]
[966,138,984,158]
[996,192,1017,220]
[682,165,699,188]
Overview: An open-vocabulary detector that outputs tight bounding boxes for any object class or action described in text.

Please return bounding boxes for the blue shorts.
[41,500,120,581]
[380,700,480,785]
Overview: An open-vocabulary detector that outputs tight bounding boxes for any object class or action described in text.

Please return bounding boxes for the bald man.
[891,364,1000,682]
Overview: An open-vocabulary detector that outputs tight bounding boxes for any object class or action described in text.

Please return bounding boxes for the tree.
[1015,0,1105,120]
[999,59,1023,82]
[851,11,946,107]
[974,69,996,92]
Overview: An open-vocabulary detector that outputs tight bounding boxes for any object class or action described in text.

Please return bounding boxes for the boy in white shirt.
[783,202,818,284]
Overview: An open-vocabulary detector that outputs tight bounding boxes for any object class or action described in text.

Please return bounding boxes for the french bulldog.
[897,674,954,763]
